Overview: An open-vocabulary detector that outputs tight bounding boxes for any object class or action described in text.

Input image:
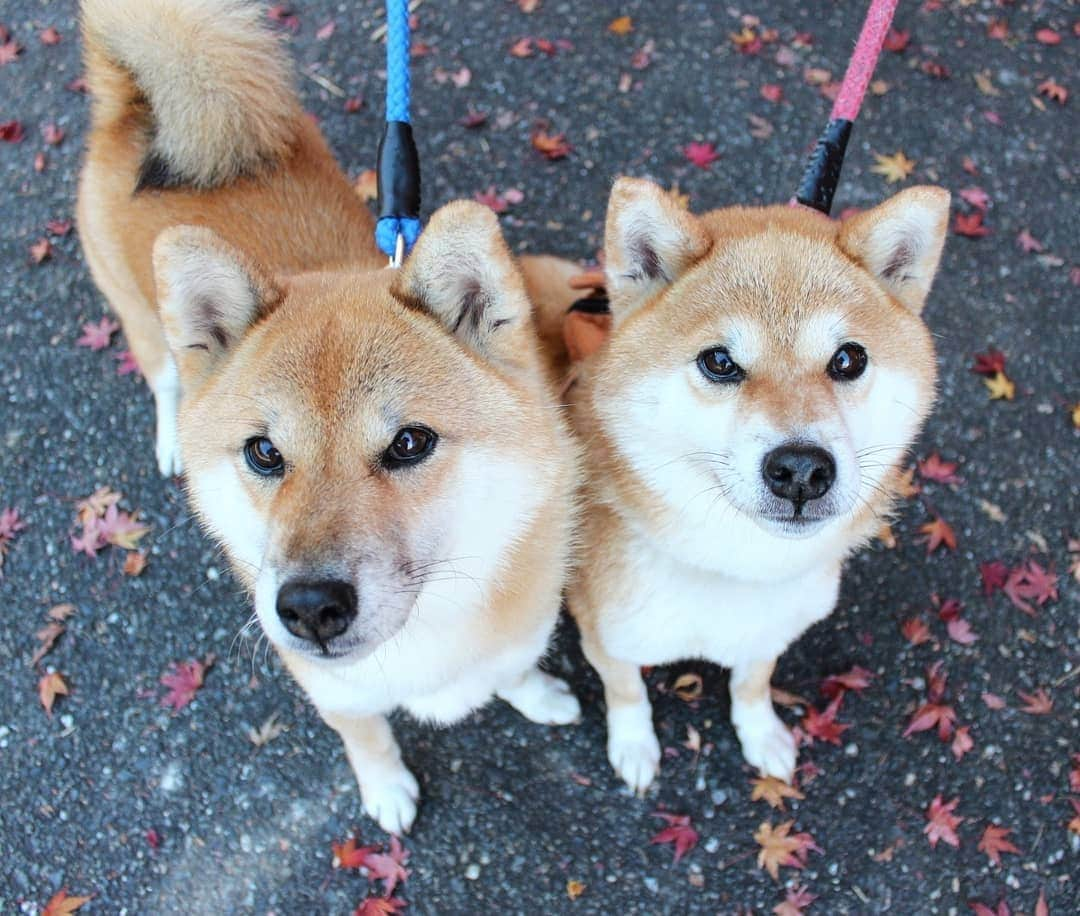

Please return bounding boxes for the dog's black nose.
[276,579,357,646]
[762,445,836,506]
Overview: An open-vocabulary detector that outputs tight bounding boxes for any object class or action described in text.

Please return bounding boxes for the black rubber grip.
[377,121,421,220]
[795,118,853,215]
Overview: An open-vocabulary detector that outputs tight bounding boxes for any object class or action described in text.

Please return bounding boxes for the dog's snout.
[762,444,836,506]
[276,579,357,646]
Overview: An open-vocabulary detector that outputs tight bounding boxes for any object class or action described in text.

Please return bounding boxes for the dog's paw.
[500,669,581,725]
[155,419,183,478]
[735,710,797,783]
[607,704,660,794]
[360,764,420,835]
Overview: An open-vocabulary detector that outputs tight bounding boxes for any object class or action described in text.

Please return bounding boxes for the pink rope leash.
[794,0,900,214]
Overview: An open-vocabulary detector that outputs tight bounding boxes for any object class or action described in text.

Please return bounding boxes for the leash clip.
[388,232,405,269]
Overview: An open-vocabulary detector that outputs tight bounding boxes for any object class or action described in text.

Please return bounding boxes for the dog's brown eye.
[697,347,744,383]
[244,436,284,476]
[828,343,868,381]
[384,426,438,468]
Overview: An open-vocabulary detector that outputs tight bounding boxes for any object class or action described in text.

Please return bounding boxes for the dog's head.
[593,178,947,556]
[154,202,570,663]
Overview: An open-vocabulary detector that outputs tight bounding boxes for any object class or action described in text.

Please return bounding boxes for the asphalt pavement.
[0,1,1077,913]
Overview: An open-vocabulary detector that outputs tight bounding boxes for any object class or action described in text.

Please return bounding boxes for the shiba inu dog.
[77,0,580,832]
[543,177,948,791]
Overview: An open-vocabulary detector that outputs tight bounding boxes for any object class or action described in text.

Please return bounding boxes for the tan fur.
[77,0,580,833]
[563,177,949,790]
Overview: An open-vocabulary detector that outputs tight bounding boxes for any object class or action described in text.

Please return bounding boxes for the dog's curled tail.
[82,0,299,189]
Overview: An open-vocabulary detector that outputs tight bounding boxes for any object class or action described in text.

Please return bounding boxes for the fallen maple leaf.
[683,141,720,169]
[882,28,910,52]
[946,616,978,646]
[754,819,821,880]
[315,20,335,40]
[531,128,572,160]
[332,836,379,869]
[958,187,990,211]
[114,349,140,375]
[951,725,974,761]
[774,884,816,916]
[970,901,1012,916]
[0,39,23,66]
[901,616,932,646]
[1003,561,1058,613]
[1037,78,1068,105]
[354,898,406,916]
[76,316,120,351]
[760,83,783,103]
[122,551,148,576]
[1017,688,1053,715]
[362,836,410,896]
[904,702,957,741]
[40,26,61,45]
[820,665,874,699]
[918,453,961,485]
[649,811,699,862]
[750,776,805,811]
[1,119,25,142]
[986,19,1008,40]
[41,889,93,916]
[918,516,957,554]
[39,671,69,716]
[1016,229,1044,253]
[983,371,1015,399]
[977,824,1020,866]
[30,237,53,264]
[42,123,64,146]
[924,795,963,848]
[980,561,1009,596]
[32,620,66,667]
[871,150,916,183]
[160,656,214,711]
[981,692,1007,710]
[566,879,586,900]
[801,694,850,745]
[608,16,633,35]
[970,348,1006,376]
[1034,28,1061,45]
[954,211,990,237]
[0,506,27,576]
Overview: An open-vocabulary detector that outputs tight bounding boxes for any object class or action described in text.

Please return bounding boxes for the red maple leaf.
[458,108,488,128]
[30,237,53,264]
[918,453,961,485]
[1069,753,1080,793]
[1016,229,1044,253]
[41,888,93,915]
[946,616,978,646]
[160,657,213,711]
[986,19,1008,40]
[882,28,910,52]
[774,884,817,916]
[333,836,379,869]
[1034,28,1061,45]
[1016,688,1052,715]
[970,901,1011,916]
[42,123,65,146]
[901,616,932,646]
[981,692,1006,710]
[958,187,990,211]
[951,725,974,761]
[953,211,990,238]
[1003,561,1058,614]
[531,128,572,160]
[980,561,1009,596]
[1,119,24,142]
[1036,79,1068,105]
[649,811,699,862]
[683,141,720,169]
[801,694,850,745]
[40,26,62,45]
[114,349,141,376]
[361,836,410,897]
[0,506,27,577]
[924,795,963,848]
[917,516,957,554]
[46,219,72,236]
[970,348,1006,376]
[976,824,1020,866]
[760,83,783,103]
[353,898,406,916]
[820,665,874,700]
[904,702,957,741]
[0,40,23,65]
[76,317,120,351]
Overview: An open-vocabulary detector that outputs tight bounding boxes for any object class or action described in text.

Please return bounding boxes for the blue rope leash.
[376,0,422,261]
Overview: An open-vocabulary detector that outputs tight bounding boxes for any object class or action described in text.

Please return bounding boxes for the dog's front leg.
[497,665,581,725]
[581,632,660,794]
[729,657,797,783]
[321,711,419,835]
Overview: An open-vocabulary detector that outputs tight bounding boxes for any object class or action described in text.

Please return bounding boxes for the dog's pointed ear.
[392,201,536,369]
[153,226,282,382]
[839,186,950,314]
[603,177,712,323]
